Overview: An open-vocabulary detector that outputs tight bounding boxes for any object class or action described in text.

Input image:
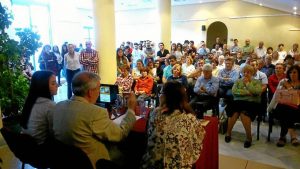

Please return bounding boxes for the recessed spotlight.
[294,11,297,15]
[259,3,263,6]
[293,6,297,10]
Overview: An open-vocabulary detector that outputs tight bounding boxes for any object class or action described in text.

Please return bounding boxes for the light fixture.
[259,3,263,6]
[293,6,297,10]
[294,11,297,15]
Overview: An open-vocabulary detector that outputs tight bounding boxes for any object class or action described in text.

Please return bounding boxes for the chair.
[267,110,278,141]
[267,108,300,142]
[0,127,51,169]
[194,96,220,119]
[50,139,93,169]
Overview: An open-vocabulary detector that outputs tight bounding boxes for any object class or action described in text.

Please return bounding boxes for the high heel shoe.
[225,135,231,143]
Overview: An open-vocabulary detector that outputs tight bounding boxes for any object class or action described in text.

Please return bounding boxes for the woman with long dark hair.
[141,81,205,168]
[21,71,58,145]
[269,65,300,147]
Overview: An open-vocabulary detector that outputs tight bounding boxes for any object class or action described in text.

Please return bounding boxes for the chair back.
[0,127,51,168]
[50,139,93,169]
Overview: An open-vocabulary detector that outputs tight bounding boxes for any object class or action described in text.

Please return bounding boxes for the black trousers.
[66,69,80,99]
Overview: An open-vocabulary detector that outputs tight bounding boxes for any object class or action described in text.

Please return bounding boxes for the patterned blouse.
[115,74,133,93]
[141,109,205,169]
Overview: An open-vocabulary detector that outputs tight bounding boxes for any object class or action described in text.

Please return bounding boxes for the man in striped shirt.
[80,41,99,74]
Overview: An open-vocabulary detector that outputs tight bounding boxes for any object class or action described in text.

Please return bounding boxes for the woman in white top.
[64,44,81,99]
[174,43,183,62]
[182,56,195,84]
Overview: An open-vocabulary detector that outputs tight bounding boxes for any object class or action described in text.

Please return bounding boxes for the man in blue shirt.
[190,64,219,117]
[218,57,240,98]
[162,55,177,83]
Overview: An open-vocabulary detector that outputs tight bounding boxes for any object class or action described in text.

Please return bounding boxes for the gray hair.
[72,71,100,97]
[202,63,213,71]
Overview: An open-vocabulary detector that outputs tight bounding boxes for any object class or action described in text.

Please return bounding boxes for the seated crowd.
[115,39,299,149]
[16,38,299,168]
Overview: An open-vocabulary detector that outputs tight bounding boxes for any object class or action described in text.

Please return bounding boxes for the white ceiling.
[116,0,300,14]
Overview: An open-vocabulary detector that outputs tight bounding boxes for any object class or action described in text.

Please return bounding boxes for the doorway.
[206,21,228,49]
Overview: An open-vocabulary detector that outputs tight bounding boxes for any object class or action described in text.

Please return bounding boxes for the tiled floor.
[1,81,300,169]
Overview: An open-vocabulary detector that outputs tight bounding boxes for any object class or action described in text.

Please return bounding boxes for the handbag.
[275,89,300,109]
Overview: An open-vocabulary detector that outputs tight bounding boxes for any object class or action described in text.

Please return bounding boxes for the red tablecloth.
[131,115,219,169]
[195,116,219,169]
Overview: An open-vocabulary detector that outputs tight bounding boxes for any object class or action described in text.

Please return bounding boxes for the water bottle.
[139,100,146,118]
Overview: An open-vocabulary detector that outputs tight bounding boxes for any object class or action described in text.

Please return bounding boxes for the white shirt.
[182,63,195,76]
[132,49,143,68]
[255,47,266,58]
[64,52,81,70]
[278,51,287,63]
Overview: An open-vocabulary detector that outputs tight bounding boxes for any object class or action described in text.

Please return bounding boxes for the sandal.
[291,138,299,146]
[276,137,286,147]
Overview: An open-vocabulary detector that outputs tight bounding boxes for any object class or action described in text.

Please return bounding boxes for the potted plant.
[0,3,42,127]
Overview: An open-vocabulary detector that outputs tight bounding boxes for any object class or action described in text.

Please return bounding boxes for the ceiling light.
[259,3,262,6]
[294,11,297,15]
[293,6,297,10]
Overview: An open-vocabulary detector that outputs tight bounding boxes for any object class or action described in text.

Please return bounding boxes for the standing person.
[52,71,137,169]
[141,81,205,169]
[53,45,62,86]
[21,71,58,145]
[65,44,81,99]
[156,42,170,68]
[38,45,59,76]
[143,40,155,66]
[61,43,68,78]
[80,41,99,74]
[132,42,143,69]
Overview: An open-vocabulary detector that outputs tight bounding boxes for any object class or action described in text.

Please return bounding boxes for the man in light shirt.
[255,41,267,59]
